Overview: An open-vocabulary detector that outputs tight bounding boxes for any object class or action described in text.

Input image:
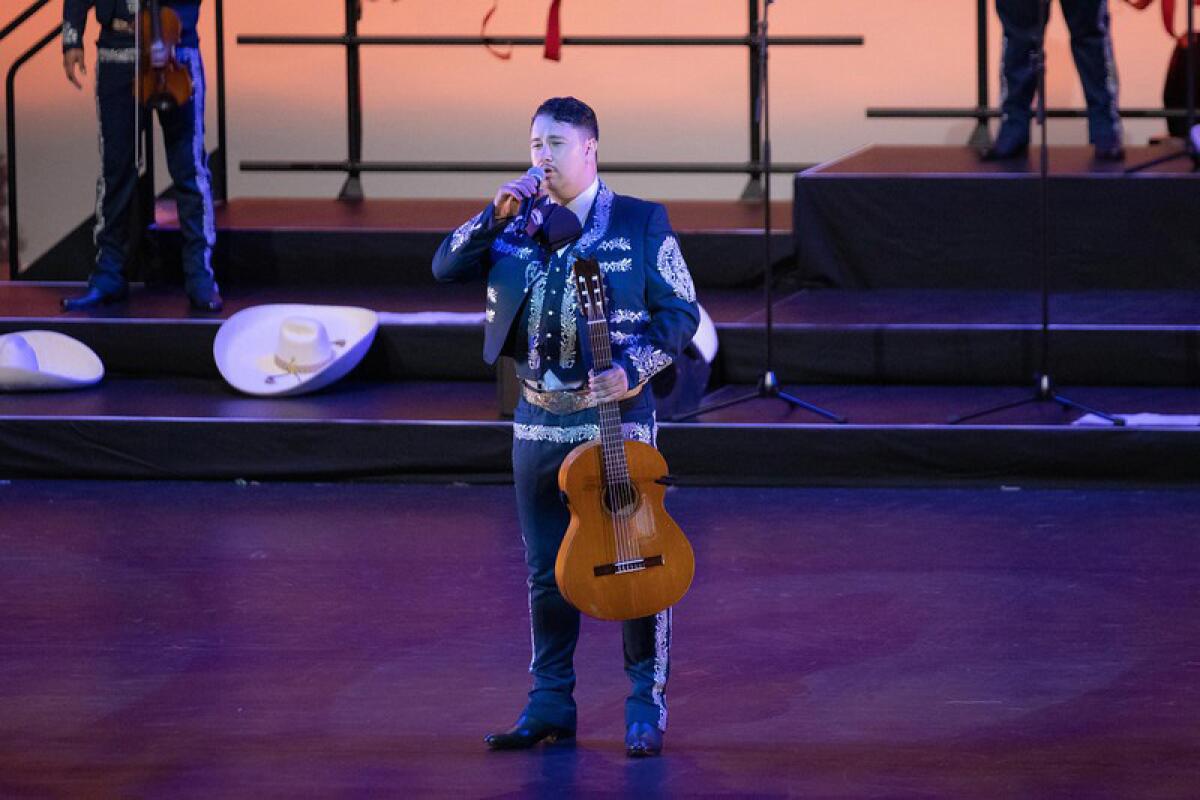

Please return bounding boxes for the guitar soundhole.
[602,481,640,518]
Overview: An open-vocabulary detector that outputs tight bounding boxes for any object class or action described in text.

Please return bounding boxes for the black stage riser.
[142,230,789,290]
[4,318,1196,387]
[2,418,1198,486]
[718,327,1200,387]
[796,174,1200,291]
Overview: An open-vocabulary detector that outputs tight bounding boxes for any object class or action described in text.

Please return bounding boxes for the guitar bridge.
[593,555,664,577]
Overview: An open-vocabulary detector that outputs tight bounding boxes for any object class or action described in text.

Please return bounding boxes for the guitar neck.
[584,313,631,483]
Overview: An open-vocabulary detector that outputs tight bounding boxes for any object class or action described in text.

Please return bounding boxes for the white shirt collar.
[562,177,600,227]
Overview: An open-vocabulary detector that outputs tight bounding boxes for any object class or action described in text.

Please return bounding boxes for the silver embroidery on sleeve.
[599,258,633,273]
[610,331,639,345]
[610,309,649,325]
[656,235,696,303]
[628,344,673,384]
[513,421,654,444]
[63,22,81,47]
[494,240,534,260]
[450,212,484,253]
[597,237,632,252]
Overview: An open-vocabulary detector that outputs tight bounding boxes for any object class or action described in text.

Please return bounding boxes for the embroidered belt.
[522,380,641,415]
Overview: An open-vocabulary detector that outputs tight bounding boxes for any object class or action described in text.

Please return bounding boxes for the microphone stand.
[1127,0,1198,173]
[676,0,845,423]
[950,0,1122,426]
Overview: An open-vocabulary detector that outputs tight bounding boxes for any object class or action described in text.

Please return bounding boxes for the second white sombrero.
[213,304,379,397]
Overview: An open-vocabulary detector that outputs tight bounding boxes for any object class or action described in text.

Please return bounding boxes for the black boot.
[624,721,663,757]
[61,287,127,311]
[484,715,575,751]
[980,124,1030,161]
[188,289,224,313]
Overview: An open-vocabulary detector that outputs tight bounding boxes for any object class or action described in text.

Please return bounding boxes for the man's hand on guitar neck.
[589,366,629,404]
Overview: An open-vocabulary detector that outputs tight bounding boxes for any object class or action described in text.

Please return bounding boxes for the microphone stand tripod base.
[672,371,846,424]
[948,374,1125,426]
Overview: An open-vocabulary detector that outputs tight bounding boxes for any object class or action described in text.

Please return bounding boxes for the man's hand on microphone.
[494,173,542,220]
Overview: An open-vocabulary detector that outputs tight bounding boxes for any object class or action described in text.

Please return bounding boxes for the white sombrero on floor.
[0,330,104,391]
[214,304,379,397]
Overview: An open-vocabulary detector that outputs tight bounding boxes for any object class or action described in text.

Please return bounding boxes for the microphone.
[518,165,546,220]
[497,166,545,220]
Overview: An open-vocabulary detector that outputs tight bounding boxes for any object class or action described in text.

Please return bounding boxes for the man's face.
[530,114,597,203]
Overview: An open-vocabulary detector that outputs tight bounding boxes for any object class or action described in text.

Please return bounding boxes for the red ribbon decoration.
[480,0,513,60]
[544,0,563,61]
[1123,0,1200,42]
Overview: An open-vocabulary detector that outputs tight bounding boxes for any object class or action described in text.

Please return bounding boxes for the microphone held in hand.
[496,166,545,220]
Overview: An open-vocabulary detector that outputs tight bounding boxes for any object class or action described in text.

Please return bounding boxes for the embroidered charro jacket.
[432,181,700,392]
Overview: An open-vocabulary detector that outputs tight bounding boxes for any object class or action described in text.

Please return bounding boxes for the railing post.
[339,0,365,201]
[214,0,228,203]
[741,0,763,200]
[970,0,992,148]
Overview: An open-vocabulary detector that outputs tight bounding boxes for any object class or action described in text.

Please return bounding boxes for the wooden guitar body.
[555,437,695,621]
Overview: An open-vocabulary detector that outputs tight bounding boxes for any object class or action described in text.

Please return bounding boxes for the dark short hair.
[531,97,599,140]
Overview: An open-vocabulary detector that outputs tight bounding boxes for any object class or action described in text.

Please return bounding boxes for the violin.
[137,0,192,112]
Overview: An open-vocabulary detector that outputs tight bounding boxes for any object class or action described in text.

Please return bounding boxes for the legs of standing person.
[991,0,1047,156]
[1062,0,1124,152]
[512,405,581,733]
[158,47,220,306]
[90,56,137,297]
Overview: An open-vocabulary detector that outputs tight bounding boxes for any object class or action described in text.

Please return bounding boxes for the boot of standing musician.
[61,0,221,312]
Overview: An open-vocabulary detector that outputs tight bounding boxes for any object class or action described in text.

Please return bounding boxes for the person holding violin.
[61,0,222,312]
[432,97,699,757]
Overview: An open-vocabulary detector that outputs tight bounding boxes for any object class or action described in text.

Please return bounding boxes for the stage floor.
[2,480,1197,797]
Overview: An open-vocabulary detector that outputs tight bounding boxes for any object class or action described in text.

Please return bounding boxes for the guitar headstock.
[572,257,606,324]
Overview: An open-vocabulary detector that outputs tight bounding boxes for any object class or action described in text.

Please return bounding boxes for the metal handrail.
[239,160,815,175]
[236,0,864,199]
[236,35,862,47]
[867,107,1195,119]
[6,23,61,279]
[0,0,52,43]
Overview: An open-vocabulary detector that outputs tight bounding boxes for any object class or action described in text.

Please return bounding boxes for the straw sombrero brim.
[0,330,105,391]
[213,304,379,397]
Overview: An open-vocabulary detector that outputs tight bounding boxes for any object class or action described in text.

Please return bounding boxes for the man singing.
[984,0,1124,160]
[432,97,699,757]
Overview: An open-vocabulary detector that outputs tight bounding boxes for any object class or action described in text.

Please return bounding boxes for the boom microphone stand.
[1127,0,1198,173]
[950,0,1122,426]
[676,0,845,423]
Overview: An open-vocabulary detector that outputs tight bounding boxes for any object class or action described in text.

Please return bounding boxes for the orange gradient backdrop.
[0,0,1188,267]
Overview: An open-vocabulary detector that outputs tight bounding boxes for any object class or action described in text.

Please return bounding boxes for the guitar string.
[585,279,634,568]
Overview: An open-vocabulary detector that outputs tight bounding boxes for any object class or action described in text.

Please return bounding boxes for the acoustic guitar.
[554,257,695,621]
